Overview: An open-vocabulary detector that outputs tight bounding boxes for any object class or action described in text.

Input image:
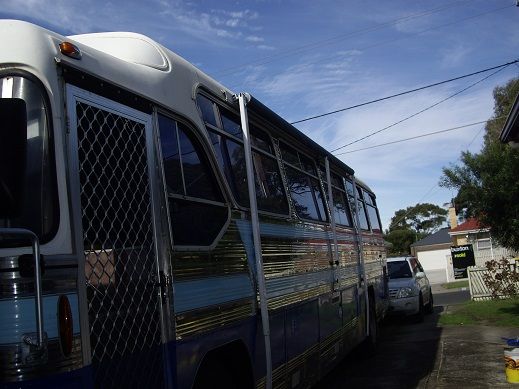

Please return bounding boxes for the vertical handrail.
[0,228,44,347]
[237,93,272,389]
[325,158,340,285]
[351,179,369,335]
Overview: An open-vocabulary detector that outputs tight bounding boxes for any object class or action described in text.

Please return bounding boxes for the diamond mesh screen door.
[67,86,166,389]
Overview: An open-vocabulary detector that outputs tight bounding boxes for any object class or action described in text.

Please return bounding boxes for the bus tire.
[193,341,253,389]
[362,291,378,354]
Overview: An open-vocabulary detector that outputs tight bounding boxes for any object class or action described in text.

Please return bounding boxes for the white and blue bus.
[0,20,388,389]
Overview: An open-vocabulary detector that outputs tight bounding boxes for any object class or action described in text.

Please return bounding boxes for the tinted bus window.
[281,143,327,222]
[364,190,382,232]
[196,94,288,215]
[158,115,227,246]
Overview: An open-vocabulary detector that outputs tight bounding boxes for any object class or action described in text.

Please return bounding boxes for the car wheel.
[425,290,434,314]
[414,293,424,323]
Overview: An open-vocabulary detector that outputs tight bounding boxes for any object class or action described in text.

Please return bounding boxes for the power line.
[214,1,470,78]
[290,59,518,126]
[335,118,504,155]
[330,63,514,153]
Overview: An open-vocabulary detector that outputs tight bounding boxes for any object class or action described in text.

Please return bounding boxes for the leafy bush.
[482,258,519,299]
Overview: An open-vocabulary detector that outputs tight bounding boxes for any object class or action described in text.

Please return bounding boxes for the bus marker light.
[59,42,81,60]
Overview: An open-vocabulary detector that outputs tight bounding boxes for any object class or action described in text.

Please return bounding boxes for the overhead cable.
[330,63,515,153]
[334,117,504,155]
[290,59,518,126]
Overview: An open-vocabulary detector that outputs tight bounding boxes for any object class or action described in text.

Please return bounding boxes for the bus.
[0,20,388,389]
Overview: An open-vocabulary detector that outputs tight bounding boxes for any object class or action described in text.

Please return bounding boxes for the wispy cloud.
[0,0,269,49]
[439,43,472,69]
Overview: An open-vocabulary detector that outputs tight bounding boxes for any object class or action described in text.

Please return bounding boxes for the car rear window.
[388,261,413,279]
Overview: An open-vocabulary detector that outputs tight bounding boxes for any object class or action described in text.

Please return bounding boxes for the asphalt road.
[315,288,515,388]
[433,288,471,306]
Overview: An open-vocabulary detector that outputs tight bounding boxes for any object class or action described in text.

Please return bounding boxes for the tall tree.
[388,203,448,235]
[441,77,519,251]
[384,228,416,256]
[385,203,447,256]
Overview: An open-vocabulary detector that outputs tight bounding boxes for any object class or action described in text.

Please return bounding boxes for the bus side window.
[158,114,227,247]
[196,93,288,215]
[319,167,353,227]
[364,190,382,233]
[280,143,327,222]
[355,188,370,231]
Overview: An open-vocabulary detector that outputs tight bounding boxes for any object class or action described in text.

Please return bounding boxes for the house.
[410,227,452,284]
[448,217,512,267]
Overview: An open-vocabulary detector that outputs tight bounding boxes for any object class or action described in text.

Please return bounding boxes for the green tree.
[441,77,519,251]
[384,203,447,255]
[384,228,416,256]
[388,203,448,235]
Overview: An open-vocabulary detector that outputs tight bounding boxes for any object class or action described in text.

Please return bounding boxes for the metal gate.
[67,86,166,388]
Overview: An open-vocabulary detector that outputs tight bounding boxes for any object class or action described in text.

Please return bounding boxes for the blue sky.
[2,0,519,228]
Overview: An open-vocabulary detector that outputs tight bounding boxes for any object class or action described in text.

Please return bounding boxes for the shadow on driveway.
[315,307,443,389]
[315,305,516,388]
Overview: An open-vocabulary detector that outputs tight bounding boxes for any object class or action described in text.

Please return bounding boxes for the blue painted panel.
[285,300,319,359]
[1,365,93,389]
[0,294,80,344]
[174,273,254,312]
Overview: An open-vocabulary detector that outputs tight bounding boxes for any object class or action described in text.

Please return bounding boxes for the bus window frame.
[155,109,231,251]
[0,69,59,245]
[319,166,354,229]
[195,90,291,218]
[279,141,329,224]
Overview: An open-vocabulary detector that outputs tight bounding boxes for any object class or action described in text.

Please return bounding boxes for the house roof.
[449,218,487,235]
[410,228,451,247]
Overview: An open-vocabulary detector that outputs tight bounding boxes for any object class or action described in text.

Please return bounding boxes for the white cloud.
[246,35,264,43]
[242,51,502,227]
[439,43,472,69]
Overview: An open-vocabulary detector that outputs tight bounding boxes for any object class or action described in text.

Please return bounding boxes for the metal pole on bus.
[325,158,340,281]
[351,179,370,336]
[237,93,272,389]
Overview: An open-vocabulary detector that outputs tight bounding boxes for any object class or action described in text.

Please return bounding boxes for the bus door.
[66,85,169,389]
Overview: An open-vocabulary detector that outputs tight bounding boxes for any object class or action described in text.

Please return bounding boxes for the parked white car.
[387,256,433,321]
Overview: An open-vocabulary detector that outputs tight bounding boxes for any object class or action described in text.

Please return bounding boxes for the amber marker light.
[57,294,73,356]
[59,41,81,60]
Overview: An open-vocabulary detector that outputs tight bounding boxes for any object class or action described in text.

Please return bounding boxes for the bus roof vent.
[69,32,170,71]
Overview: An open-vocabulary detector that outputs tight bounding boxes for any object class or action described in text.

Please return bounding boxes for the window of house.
[158,114,227,246]
[477,238,491,250]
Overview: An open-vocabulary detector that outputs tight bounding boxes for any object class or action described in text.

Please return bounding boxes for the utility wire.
[291,59,518,126]
[214,1,469,77]
[335,117,505,155]
[331,63,514,153]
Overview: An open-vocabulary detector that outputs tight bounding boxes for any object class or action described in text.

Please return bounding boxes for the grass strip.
[441,280,469,289]
[439,298,519,327]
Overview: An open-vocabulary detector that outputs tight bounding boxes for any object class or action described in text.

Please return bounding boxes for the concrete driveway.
[316,301,517,388]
